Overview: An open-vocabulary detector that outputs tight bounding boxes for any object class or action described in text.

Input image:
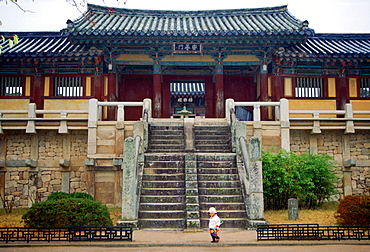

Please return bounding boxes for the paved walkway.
[1,229,369,250]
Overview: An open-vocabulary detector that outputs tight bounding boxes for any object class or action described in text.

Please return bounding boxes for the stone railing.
[225,98,370,134]
[0,98,152,134]
[0,103,89,134]
[88,98,152,122]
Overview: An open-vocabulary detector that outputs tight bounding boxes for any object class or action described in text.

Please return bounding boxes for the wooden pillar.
[215,64,224,118]
[337,76,348,110]
[153,64,162,118]
[272,75,283,101]
[260,65,269,120]
[108,73,116,120]
[32,74,43,109]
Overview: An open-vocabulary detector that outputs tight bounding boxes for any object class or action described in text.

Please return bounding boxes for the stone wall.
[290,130,370,198]
[1,126,369,209]
[0,130,88,208]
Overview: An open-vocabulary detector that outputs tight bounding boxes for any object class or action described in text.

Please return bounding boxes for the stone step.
[141,188,185,195]
[142,174,185,181]
[199,188,242,195]
[145,154,185,162]
[139,219,186,229]
[142,181,185,188]
[149,130,183,136]
[199,202,246,211]
[150,125,184,130]
[197,167,238,174]
[197,174,239,180]
[197,161,236,169]
[197,154,236,161]
[195,140,230,145]
[140,195,185,204]
[139,210,186,219]
[149,137,184,145]
[139,203,185,211]
[199,195,244,203]
[195,126,230,132]
[147,145,185,152]
[143,167,185,174]
[198,181,241,188]
[195,144,231,150]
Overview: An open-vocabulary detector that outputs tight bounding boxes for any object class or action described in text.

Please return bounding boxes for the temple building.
[0,4,369,229]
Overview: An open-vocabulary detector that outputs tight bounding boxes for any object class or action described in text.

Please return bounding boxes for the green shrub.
[46,192,69,201]
[262,149,338,210]
[47,192,93,201]
[335,196,370,226]
[69,192,94,200]
[23,197,112,228]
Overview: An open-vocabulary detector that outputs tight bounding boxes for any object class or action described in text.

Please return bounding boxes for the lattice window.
[295,78,323,97]
[0,76,23,96]
[54,77,83,97]
[360,78,370,97]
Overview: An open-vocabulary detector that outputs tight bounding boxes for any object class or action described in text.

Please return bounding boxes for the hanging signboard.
[172,42,202,54]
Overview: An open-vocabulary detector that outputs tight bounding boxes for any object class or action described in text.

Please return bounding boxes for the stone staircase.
[138,153,186,229]
[147,123,184,152]
[194,125,232,152]
[138,120,247,230]
[197,153,247,229]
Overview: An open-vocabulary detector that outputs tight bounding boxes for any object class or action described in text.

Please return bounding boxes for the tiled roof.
[1,32,369,60]
[170,82,205,96]
[67,4,312,37]
[277,33,370,58]
[0,32,99,58]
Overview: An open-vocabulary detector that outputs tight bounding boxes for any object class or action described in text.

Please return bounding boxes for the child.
[208,207,222,243]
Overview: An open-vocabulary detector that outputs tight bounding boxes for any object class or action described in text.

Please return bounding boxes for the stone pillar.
[288,198,299,220]
[309,135,318,154]
[279,98,290,151]
[88,99,99,155]
[184,118,195,152]
[184,153,201,231]
[121,137,138,227]
[215,64,224,118]
[342,135,353,197]
[247,137,267,227]
[60,134,71,193]
[153,64,162,118]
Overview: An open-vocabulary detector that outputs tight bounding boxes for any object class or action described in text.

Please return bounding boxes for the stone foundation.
[0,127,369,209]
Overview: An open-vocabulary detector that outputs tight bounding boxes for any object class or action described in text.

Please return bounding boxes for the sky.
[0,0,370,33]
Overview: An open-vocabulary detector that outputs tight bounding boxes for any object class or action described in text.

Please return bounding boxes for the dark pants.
[210,229,220,242]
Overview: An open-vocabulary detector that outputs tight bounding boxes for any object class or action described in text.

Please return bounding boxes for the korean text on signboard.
[172,43,202,54]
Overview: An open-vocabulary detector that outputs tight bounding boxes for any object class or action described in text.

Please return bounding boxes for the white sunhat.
[208,207,217,213]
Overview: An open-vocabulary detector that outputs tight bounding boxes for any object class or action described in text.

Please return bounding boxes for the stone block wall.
[0,130,88,208]
[290,130,370,198]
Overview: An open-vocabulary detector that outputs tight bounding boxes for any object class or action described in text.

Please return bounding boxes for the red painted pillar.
[32,74,43,109]
[215,64,224,118]
[108,72,116,120]
[153,64,162,118]
[260,64,269,120]
[272,75,283,101]
[337,76,348,110]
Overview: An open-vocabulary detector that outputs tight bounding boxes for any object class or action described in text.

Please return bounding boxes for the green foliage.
[23,193,112,228]
[46,192,69,201]
[46,192,94,201]
[335,196,370,226]
[262,150,339,210]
